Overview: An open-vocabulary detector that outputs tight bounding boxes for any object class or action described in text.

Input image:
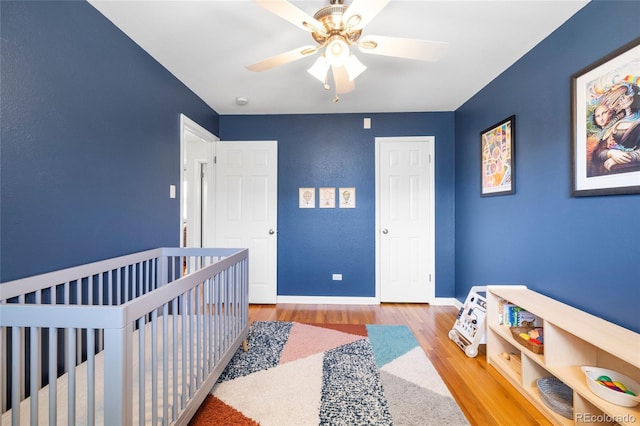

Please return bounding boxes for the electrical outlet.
[332,274,342,281]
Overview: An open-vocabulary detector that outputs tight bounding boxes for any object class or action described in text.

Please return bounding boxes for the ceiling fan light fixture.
[326,35,350,66]
[307,55,330,83]
[343,54,367,81]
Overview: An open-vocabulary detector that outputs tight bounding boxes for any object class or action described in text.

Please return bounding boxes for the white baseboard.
[276,296,379,305]
[431,297,461,307]
[276,295,461,307]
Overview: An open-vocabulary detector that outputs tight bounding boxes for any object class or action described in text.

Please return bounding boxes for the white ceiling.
[88,0,589,115]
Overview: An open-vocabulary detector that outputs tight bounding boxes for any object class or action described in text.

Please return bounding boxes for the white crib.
[0,247,249,426]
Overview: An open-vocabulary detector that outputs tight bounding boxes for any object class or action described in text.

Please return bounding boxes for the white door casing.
[180,114,217,248]
[376,136,435,303]
[215,140,278,304]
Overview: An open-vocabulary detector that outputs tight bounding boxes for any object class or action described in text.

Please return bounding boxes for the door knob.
[382,228,388,234]
[269,229,275,235]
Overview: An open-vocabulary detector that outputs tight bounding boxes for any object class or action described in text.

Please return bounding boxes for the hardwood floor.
[248,303,551,426]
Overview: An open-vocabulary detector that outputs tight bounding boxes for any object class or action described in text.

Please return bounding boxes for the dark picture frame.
[571,37,640,197]
[480,115,515,197]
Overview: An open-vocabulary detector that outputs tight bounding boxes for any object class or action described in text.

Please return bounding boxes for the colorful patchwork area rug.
[189,321,469,425]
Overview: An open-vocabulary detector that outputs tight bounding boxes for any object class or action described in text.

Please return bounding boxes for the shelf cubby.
[486,285,640,426]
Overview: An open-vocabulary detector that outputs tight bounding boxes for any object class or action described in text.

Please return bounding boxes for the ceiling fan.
[246,0,448,101]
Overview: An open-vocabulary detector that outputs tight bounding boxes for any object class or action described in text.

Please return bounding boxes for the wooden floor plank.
[248,303,550,426]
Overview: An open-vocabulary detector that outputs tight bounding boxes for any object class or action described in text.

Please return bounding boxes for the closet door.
[377,137,434,303]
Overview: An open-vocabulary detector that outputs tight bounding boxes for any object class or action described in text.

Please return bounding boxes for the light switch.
[363,118,371,129]
[170,185,176,199]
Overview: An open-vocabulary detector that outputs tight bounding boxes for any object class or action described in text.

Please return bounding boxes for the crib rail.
[0,247,249,426]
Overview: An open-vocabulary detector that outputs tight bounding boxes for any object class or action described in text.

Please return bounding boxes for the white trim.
[276,296,379,305]
[274,296,459,306]
[432,297,462,308]
[179,114,218,247]
[374,136,436,303]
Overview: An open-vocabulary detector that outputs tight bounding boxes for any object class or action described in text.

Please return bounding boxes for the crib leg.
[242,339,248,352]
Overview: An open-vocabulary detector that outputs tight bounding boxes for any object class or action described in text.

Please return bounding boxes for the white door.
[215,141,278,304]
[376,137,435,302]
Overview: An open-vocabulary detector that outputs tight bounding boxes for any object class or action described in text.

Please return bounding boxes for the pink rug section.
[279,323,365,364]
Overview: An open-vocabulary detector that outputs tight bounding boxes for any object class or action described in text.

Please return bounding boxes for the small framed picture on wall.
[339,187,356,208]
[480,115,515,197]
[299,187,315,208]
[319,187,336,208]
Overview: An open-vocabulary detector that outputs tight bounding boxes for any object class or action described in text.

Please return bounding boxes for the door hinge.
[214,156,217,164]
[429,273,432,282]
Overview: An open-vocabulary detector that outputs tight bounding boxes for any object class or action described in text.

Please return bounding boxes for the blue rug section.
[366,325,419,368]
[320,339,392,425]
[217,321,292,382]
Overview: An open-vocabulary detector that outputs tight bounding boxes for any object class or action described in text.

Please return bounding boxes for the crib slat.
[29,327,40,424]
[152,259,156,292]
[195,286,201,389]
[88,275,93,306]
[49,327,57,426]
[11,327,21,426]
[103,325,133,426]
[180,294,187,409]
[0,326,5,414]
[138,262,143,298]
[98,273,103,306]
[87,329,95,426]
[116,268,121,306]
[151,311,158,426]
[171,299,178,421]
[138,317,145,426]
[162,304,169,424]
[106,270,112,306]
[125,266,130,303]
[188,289,194,398]
[68,328,76,426]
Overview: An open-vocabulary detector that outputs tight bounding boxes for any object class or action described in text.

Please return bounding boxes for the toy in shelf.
[510,326,544,354]
[582,367,640,407]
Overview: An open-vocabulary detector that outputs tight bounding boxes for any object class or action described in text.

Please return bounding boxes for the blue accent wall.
[219,113,455,298]
[0,1,218,281]
[1,1,638,333]
[455,1,640,333]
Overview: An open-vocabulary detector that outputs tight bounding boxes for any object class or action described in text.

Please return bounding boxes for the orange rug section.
[189,395,258,426]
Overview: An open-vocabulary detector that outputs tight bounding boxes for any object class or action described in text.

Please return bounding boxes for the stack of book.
[499,300,540,326]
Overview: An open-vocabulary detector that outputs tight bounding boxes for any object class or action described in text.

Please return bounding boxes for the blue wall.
[220,113,456,298]
[2,1,638,333]
[0,1,218,281]
[455,1,640,333]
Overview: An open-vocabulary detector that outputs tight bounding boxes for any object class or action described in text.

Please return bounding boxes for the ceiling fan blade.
[332,65,355,94]
[252,0,324,33]
[358,35,448,62]
[343,0,390,30]
[246,45,319,72]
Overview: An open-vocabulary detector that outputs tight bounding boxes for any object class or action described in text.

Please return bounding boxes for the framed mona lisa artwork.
[571,37,640,196]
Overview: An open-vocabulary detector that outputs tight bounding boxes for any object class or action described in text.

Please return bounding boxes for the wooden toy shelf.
[486,285,640,426]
